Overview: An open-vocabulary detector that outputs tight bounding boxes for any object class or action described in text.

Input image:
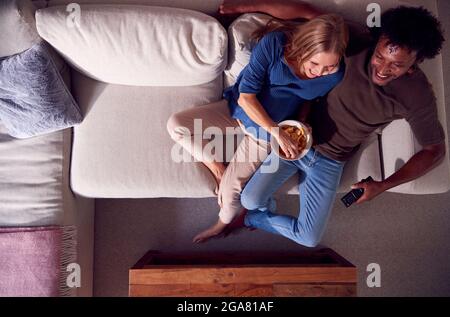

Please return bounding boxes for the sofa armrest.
[381,119,450,194]
[62,128,95,297]
[382,50,450,195]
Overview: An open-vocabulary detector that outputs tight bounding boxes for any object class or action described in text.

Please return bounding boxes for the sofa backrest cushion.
[36,4,228,87]
[224,13,271,88]
[0,0,41,58]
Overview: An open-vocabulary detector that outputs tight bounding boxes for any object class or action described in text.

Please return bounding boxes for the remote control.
[341,176,373,208]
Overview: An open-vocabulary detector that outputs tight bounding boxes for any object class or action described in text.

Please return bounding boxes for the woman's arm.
[219,0,324,20]
[238,93,300,158]
[238,93,277,131]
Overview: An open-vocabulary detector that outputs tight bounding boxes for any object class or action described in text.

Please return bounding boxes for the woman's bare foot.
[203,161,226,193]
[193,219,228,243]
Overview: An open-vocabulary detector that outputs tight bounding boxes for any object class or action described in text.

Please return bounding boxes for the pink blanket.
[0,226,76,297]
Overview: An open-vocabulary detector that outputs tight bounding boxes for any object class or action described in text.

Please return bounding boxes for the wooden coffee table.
[129,248,357,297]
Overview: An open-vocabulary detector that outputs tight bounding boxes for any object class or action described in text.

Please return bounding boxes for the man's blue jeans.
[241,148,345,247]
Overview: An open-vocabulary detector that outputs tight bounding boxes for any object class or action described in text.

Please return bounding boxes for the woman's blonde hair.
[253,14,349,68]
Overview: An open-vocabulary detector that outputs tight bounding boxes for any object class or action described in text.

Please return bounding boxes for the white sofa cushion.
[224,13,271,88]
[382,119,450,194]
[0,121,64,226]
[36,4,227,87]
[70,70,223,198]
[39,0,223,15]
[337,134,383,192]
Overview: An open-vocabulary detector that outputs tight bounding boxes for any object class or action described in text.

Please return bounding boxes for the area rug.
[0,226,76,296]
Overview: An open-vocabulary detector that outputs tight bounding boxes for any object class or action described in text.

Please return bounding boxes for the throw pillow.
[0,41,82,138]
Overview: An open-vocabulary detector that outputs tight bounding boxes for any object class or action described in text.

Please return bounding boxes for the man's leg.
[291,150,345,246]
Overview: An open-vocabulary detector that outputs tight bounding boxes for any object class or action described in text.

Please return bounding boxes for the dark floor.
[93,191,450,296]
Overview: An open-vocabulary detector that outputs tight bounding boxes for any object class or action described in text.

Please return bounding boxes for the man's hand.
[351,179,386,204]
[219,0,258,15]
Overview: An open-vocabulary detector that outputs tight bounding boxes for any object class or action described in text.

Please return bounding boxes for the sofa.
[1,0,448,296]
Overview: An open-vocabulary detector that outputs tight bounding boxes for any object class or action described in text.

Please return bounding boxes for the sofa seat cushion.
[36,4,227,87]
[70,70,223,198]
[0,121,64,226]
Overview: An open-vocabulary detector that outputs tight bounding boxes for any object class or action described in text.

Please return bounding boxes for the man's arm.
[219,0,324,20]
[353,142,446,204]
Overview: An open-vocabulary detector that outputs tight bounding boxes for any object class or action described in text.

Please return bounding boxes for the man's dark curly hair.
[370,6,445,61]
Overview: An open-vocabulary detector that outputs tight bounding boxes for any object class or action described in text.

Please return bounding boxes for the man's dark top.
[311,24,445,162]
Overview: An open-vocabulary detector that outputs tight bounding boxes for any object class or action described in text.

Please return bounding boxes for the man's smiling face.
[370,37,418,86]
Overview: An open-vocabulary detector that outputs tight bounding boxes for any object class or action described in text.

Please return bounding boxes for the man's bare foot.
[193,219,228,243]
[219,0,258,15]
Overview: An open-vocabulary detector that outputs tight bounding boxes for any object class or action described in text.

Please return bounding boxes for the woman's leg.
[193,135,271,243]
[167,99,240,190]
[243,149,344,247]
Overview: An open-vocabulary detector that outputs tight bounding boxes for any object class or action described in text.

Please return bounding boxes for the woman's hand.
[237,93,299,159]
[271,127,299,159]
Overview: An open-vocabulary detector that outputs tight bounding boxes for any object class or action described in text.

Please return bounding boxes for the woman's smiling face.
[300,51,340,79]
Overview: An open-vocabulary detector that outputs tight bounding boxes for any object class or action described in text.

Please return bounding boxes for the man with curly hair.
[221,1,447,246]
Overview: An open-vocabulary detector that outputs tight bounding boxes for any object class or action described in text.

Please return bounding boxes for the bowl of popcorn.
[270,120,313,161]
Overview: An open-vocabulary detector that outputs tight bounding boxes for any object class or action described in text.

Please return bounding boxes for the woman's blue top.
[223,31,345,141]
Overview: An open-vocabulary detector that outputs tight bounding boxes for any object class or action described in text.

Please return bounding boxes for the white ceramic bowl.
[270,120,313,161]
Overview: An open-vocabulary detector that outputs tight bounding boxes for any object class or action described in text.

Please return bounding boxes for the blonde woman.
[167,14,349,243]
